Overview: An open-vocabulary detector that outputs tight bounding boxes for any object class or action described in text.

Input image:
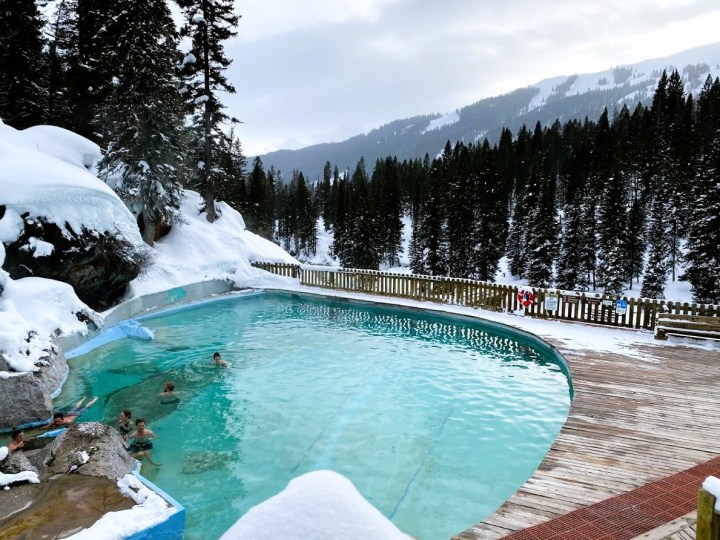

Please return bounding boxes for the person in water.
[213,352,229,367]
[8,429,24,452]
[127,418,159,465]
[42,396,98,429]
[159,381,180,404]
[118,409,132,441]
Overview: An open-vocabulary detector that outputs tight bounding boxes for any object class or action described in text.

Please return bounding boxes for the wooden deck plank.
[452,342,720,539]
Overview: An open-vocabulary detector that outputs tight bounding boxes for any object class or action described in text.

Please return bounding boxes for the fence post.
[697,488,720,540]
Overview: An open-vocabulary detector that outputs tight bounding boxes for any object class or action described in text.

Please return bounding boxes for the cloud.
[220,0,720,155]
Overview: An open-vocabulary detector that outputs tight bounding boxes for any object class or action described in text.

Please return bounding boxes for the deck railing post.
[697,488,720,540]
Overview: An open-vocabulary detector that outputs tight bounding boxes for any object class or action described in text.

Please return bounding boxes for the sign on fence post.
[616,299,628,316]
[544,294,559,312]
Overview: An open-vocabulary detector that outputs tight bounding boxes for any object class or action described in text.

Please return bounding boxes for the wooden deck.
[454,340,720,539]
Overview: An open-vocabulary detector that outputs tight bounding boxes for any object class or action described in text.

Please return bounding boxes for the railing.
[251,262,300,278]
[251,263,720,330]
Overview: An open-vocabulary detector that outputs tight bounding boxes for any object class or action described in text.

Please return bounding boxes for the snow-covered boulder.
[0,122,147,308]
[0,342,67,430]
[37,423,136,480]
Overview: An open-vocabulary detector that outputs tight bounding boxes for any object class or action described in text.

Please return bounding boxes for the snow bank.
[126,190,298,298]
[0,121,142,247]
[220,470,412,540]
[0,269,99,373]
[66,474,176,540]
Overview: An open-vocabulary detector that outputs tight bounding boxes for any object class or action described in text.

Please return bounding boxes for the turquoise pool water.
[59,292,571,540]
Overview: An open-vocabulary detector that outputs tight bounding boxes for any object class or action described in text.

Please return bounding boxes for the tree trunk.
[202,0,216,223]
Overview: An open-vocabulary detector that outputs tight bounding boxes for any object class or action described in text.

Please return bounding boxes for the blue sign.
[616,299,628,315]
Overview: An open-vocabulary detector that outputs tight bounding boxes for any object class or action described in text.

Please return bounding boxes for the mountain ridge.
[260,41,720,180]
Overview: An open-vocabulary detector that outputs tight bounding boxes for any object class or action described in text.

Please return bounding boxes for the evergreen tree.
[293,172,317,257]
[0,0,48,128]
[371,157,404,267]
[46,0,77,128]
[471,141,506,281]
[683,131,720,303]
[507,125,534,277]
[98,0,187,245]
[556,192,586,290]
[245,157,273,238]
[597,167,627,295]
[640,193,670,299]
[214,128,246,211]
[178,0,240,223]
[524,157,557,288]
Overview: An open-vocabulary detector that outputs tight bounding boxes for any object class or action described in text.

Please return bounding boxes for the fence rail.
[251,262,720,330]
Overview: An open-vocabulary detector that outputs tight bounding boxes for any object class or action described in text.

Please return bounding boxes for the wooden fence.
[251,263,720,330]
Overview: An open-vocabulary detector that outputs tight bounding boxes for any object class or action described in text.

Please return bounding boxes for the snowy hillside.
[527,42,720,111]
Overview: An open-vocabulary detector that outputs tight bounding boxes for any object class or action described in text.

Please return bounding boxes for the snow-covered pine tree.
[292,171,317,258]
[683,130,720,303]
[46,0,78,128]
[640,155,671,299]
[371,157,404,267]
[54,0,123,143]
[696,76,720,154]
[597,167,628,296]
[0,0,48,128]
[471,140,506,281]
[98,0,187,245]
[524,157,557,288]
[555,192,586,290]
[506,125,534,278]
[445,142,476,277]
[178,0,240,223]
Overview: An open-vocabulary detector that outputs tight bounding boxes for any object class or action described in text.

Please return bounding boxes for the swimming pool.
[59,291,572,540]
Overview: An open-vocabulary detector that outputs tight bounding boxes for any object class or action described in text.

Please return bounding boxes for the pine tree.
[98,0,187,245]
[46,0,77,128]
[524,157,557,288]
[214,128,246,211]
[178,0,240,223]
[641,165,671,299]
[556,192,586,290]
[471,141,506,281]
[0,0,48,128]
[507,125,534,278]
[683,131,720,303]
[245,157,273,238]
[597,167,627,296]
[371,157,404,267]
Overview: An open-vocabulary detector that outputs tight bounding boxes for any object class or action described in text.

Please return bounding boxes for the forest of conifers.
[257,70,720,304]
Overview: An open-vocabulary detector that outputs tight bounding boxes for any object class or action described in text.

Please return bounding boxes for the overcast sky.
[217,0,720,156]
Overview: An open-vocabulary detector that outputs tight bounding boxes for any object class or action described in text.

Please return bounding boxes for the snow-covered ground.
[0,123,716,539]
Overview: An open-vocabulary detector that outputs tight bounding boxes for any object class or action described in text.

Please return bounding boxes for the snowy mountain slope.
[262,42,720,179]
